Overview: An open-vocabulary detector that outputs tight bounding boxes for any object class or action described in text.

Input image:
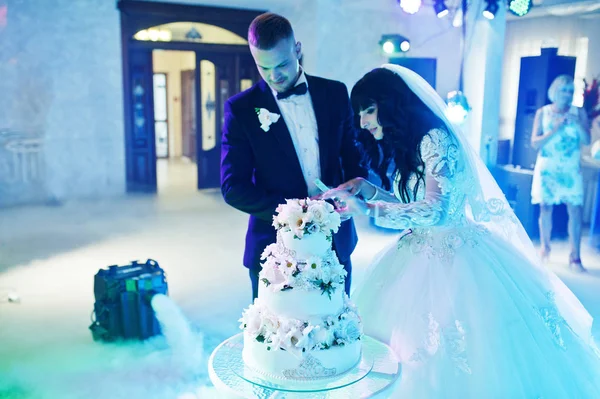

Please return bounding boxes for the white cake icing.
[280,229,330,259]
[259,282,344,320]
[243,333,362,380]
[239,198,363,382]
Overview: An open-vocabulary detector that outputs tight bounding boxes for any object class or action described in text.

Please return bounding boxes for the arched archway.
[133,21,248,45]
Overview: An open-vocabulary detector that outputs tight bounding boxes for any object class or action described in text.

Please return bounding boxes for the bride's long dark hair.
[351,68,445,203]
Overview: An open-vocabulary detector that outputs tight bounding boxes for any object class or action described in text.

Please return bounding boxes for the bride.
[324,65,600,397]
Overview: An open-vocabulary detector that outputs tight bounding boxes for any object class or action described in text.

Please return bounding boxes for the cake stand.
[208,334,401,398]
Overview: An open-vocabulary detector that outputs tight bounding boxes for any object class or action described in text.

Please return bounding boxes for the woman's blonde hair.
[547,74,574,103]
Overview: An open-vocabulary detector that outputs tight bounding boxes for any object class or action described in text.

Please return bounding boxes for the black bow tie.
[276,82,308,100]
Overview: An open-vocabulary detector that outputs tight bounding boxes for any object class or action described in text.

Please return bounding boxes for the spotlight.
[382,41,395,54]
[379,34,411,55]
[446,91,471,124]
[434,0,449,18]
[398,0,422,15]
[508,0,532,16]
[482,0,499,20]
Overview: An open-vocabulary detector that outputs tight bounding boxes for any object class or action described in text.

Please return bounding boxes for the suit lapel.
[306,75,330,181]
[256,80,305,186]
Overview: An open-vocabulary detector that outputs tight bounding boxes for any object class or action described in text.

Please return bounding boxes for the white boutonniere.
[255,108,280,132]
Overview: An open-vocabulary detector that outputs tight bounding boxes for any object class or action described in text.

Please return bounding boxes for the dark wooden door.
[195,53,260,189]
[125,48,157,192]
[181,69,196,160]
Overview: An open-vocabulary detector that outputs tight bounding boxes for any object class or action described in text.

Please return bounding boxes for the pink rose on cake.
[261,261,287,290]
[309,201,341,236]
[261,312,281,334]
[309,202,328,224]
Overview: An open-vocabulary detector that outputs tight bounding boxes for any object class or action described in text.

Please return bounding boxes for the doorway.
[152,50,197,193]
[118,1,263,193]
[151,49,258,192]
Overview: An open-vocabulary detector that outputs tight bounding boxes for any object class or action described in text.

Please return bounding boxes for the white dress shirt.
[273,71,321,196]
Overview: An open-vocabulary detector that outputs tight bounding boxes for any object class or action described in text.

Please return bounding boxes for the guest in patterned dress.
[531,75,591,271]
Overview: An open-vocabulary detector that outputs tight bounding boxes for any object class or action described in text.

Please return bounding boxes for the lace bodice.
[371,128,468,230]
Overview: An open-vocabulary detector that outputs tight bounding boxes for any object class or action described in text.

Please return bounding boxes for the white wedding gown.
[353,127,600,398]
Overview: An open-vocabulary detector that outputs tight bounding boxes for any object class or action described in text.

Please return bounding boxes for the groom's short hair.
[248,13,294,50]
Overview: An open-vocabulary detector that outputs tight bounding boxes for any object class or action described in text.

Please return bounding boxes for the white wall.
[0,0,124,206]
[312,1,464,99]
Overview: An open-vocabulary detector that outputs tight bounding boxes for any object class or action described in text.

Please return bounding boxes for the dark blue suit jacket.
[220,75,367,270]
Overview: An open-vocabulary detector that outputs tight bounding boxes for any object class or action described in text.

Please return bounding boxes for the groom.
[220,12,367,300]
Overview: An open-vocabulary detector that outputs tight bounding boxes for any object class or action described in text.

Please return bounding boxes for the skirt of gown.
[352,223,600,398]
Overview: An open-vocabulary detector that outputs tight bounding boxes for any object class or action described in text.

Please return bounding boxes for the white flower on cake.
[239,301,362,354]
[239,304,263,337]
[280,258,298,278]
[306,223,320,235]
[261,261,286,290]
[260,244,278,260]
[259,249,347,296]
[262,313,280,332]
[324,315,336,327]
[284,326,306,357]
[336,312,363,343]
[273,198,341,238]
[302,257,329,285]
[295,324,317,351]
[312,325,335,349]
[266,332,286,352]
[303,257,322,275]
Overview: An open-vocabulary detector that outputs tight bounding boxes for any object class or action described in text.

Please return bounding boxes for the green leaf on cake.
[261,278,271,287]
[317,279,335,300]
[256,334,265,343]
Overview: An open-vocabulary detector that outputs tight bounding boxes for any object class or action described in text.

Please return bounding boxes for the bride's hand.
[342,195,373,217]
[317,190,352,220]
[334,177,377,201]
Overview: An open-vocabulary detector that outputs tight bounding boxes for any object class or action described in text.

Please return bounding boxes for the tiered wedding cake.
[239,199,363,381]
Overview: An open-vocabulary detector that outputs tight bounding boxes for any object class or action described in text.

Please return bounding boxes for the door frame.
[118,0,264,192]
